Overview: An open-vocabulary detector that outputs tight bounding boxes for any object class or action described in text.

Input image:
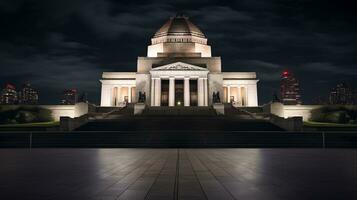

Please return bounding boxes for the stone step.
[142,106,217,116]
[76,117,283,131]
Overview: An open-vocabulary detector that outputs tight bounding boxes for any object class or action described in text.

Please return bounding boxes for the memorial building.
[100,16,259,107]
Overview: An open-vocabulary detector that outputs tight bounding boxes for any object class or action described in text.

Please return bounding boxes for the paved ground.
[1,149,357,200]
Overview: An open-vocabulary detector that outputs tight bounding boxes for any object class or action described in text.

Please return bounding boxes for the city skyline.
[0,0,356,104]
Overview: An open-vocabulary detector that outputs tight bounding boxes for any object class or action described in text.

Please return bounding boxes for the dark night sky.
[0,0,356,105]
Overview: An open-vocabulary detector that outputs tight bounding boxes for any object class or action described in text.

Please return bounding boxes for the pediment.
[151,62,208,71]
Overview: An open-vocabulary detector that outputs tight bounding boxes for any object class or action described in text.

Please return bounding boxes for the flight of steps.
[142,106,217,116]
[224,104,255,119]
[75,115,283,131]
[103,104,134,119]
[76,104,283,131]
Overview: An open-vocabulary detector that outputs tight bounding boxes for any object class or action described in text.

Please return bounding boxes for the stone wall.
[269,115,303,131]
[283,105,322,121]
[264,102,321,121]
[208,73,223,105]
[135,74,151,105]
[147,42,212,58]
[137,57,222,73]
[41,103,91,121]
[40,105,75,121]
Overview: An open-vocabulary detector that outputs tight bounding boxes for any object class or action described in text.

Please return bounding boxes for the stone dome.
[153,16,206,39]
[148,15,211,57]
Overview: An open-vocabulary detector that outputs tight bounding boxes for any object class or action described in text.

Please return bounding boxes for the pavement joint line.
[144,150,172,200]
[185,149,209,200]
[173,148,180,200]
[114,151,163,200]
[193,150,237,200]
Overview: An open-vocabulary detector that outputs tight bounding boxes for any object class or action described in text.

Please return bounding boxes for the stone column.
[111,87,117,106]
[169,77,175,107]
[198,78,204,106]
[247,83,258,106]
[128,86,132,103]
[155,78,161,106]
[237,86,241,106]
[227,86,231,103]
[204,78,208,106]
[100,84,112,106]
[117,86,122,106]
[151,78,155,106]
[184,78,190,106]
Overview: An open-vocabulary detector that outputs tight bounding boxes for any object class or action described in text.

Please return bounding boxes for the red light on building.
[280,70,302,105]
[5,83,16,90]
[282,71,289,77]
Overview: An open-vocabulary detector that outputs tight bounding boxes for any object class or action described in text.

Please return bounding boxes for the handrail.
[101,102,127,119]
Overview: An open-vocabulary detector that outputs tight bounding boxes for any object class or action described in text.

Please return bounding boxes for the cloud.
[0,0,25,12]
[1,54,101,86]
[224,60,283,81]
[47,32,89,49]
[77,2,175,39]
[301,62,357,75]
[235,60,281,69]
[0,0,357,104]
[189,6,253,23]
[0,45,103,103]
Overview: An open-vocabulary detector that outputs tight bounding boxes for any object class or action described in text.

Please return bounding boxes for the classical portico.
[100,15,259,108]
[150,62,208,106]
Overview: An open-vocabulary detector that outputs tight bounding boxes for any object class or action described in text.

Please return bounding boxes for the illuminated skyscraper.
[0,83,18,105]
[280,71,302,105]
[329,82,354,105]
[18,83,39,104]
[61,89,78,105]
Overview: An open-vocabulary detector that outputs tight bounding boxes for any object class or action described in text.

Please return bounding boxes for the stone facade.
[100,16,259,107]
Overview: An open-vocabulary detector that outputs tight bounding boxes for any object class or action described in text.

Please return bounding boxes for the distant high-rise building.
[271,91,281,103]
[18,83,39,104]
[312,96,327,105]
[79,92,88,103]
[61,89,78,105]
[329,82,354,105]
[0,83,18,105]
[280,71,302,105]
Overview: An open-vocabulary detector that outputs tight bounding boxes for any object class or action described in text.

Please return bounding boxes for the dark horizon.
[0,0,356,105]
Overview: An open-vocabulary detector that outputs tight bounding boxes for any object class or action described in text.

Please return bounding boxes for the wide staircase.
[142,106,217,116]
[76,105,282,131]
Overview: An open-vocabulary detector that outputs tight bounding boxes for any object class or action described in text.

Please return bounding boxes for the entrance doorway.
[175,80,184,106]
[161,80,169,106]
[190,79,198,106]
